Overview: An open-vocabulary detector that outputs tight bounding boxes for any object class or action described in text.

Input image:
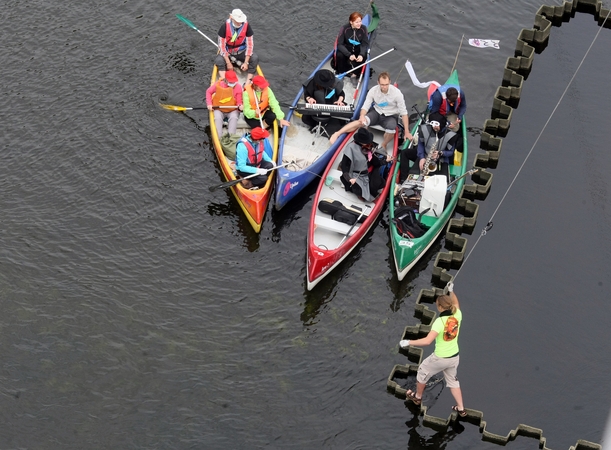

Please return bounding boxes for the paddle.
[160,103,239,112]
[176,14,239,64]
[338,204,370,245]
[336,48,395,80]
[176,14,220,49]
[209,162,290,192]
[446,168,479,190]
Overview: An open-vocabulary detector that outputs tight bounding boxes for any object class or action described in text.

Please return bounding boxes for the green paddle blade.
[176,14,197,30]
[369,2,380,33]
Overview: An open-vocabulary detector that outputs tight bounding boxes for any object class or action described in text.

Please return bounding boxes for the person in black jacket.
[301,69,346,135]
[333,12,369,76]
[340,128,384,201]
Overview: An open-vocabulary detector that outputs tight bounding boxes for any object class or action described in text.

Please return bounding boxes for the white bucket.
[419,175,447,217]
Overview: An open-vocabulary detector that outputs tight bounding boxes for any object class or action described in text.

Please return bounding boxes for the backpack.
[220,133,243,160]
[442,316,459,341]
[318,198,367,225]
[393,206,427,239]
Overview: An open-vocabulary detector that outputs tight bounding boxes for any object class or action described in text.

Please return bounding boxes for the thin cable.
[454,8,611,280]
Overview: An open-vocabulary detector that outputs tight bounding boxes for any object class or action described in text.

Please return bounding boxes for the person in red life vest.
[399,282,468,418]
[429,86,467,152]
[243,75,290,130]
[214,9,259,83]
[205,70,243,135]
[333,12,369,78]
[235,127,275,188]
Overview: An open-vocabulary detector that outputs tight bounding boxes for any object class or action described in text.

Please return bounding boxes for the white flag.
[468,39,500,49]
[404,60,439,89]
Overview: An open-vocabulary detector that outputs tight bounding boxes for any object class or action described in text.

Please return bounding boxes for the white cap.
[230,9,247,23]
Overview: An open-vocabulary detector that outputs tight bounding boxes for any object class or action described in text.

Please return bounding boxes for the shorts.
[363,109,398,134]
[416,353,460,388]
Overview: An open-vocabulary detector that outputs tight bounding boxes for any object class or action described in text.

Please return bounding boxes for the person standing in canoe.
[339,128,384,201]
[329,72,413,159]
[215,9,259,83]
[399,282,468,418]
[333,12,370,79]
[235,127,275,189]
[243,75,290,130]
[205,70,243,135]
[301,69,346,135]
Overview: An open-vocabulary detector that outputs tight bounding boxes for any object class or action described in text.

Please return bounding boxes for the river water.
[1,0,610,448]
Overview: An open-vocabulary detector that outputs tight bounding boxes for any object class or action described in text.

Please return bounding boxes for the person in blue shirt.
[235,127,275,189]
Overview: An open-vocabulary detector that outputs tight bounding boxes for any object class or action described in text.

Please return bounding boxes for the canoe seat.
[314,215,358,236]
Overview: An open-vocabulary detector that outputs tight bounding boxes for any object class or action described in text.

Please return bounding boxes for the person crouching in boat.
[333,12,369,79]
[206,70,243,135]
[340,128,384,201]
[243,75,290,130]
[399,114,460,183]
[235,127,275,189]
[301,69,346,136]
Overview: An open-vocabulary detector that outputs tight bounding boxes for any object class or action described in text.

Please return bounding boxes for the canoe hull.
[389,70,468,279]
[208,66,279,233]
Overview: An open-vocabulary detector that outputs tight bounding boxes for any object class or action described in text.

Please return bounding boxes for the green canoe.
[389,70,469,280]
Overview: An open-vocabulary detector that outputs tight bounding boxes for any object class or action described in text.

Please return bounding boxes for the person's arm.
[217,25,230,58]
[441,134,458,159]
[234,85,244,109]
[336,26,350,57]
[303,79,315,103]
[458,91,466,121]
[403,329,439,347]
[205,84,216,109]
[262,138,274,161]
[245,25,254,58]
[340,154,354,184]
[429,90,442,114]
[267,88,284,120]
[358,26,369,58]
[449,290,460,311]
[242,91,255,119]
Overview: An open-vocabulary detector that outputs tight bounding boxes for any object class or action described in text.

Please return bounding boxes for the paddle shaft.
[447,168,478,190]
[209,162,290,191]
[337,47,395,79]
[176,14,219,49]
[339,204,370,245]
[160,104,240,112]
[176,14,239,64]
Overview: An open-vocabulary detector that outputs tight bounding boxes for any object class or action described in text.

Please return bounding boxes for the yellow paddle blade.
[159,103,188,111]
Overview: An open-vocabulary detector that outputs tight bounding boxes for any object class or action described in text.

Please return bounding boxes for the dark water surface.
[1,0,610,448]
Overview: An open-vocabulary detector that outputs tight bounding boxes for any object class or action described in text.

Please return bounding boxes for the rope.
[454,8,611,281]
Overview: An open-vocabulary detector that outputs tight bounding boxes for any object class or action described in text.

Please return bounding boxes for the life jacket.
[225,20,248,54]
[211,80,237,112]
[244,84,269,118]
[432,84,462,116]
[240,137,264,167]
[420,124,457,162]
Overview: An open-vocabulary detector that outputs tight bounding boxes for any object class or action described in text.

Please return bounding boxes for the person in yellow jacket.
[242,75,290,130]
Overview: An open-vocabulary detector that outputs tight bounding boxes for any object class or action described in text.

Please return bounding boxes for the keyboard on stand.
[294,103,354,119]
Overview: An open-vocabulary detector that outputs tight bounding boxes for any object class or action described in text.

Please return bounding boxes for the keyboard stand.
[311,116,330,139]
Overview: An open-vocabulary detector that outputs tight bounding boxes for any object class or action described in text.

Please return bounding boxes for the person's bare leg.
[415,382,425,399]
[329,120,362,144]
[450,387,464,410]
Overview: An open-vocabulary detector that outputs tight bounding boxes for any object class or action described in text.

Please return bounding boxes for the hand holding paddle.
[209,162,291,192]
